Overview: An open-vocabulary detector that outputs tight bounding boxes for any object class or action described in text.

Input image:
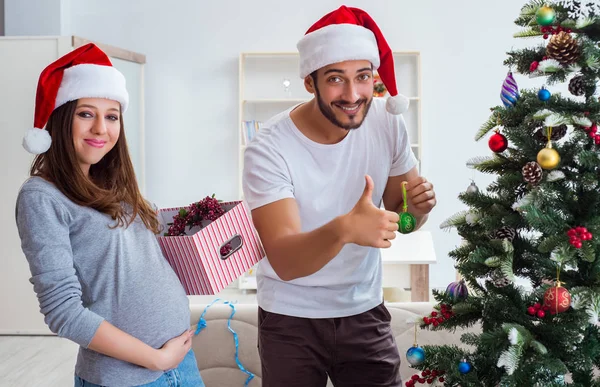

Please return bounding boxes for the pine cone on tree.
[568,75,586,96]
[522,161,543,185]
[490,270,511,288]
[495,226,516,242]
[515,183,528,201]
[534,125,568,143]
[546,31,580,65]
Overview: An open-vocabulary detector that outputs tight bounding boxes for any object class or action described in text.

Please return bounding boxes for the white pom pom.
[385,94,410,115]
[23,128,51,154]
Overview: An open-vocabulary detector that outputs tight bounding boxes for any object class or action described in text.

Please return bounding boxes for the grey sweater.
[16,177,191,386]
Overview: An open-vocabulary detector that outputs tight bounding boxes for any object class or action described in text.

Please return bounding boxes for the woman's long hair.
[30,100,160,234]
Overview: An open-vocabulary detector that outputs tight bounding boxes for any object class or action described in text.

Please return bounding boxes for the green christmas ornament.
[398,181,416,234]
[536,5,556,26]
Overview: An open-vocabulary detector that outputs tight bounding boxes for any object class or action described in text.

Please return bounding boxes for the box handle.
[219,234,243,260]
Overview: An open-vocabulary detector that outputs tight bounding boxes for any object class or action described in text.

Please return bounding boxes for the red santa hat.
[23,43,129,154]
[297,5,409,115]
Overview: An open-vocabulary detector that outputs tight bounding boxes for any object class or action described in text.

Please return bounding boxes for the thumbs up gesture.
[345,175,400,248]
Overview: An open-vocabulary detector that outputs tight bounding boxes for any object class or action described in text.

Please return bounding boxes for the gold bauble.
[537,141,560,170]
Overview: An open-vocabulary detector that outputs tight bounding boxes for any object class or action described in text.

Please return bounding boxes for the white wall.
[4,0,64,35]
[6,0,551,289]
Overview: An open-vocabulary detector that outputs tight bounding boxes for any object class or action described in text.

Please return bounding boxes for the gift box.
[156,201,265,295]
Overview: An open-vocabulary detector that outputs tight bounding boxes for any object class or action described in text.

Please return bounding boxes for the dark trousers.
[258,302,402,387]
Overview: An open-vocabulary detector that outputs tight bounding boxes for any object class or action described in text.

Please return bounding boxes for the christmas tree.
[406,1,600,386]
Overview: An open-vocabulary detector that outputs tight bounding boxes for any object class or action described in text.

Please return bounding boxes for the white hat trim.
[297,23,380,79]
[55,64,129,112]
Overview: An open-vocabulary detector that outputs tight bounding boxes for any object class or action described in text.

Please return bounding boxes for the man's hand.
[405,176,436,217]
[344,175,399,248]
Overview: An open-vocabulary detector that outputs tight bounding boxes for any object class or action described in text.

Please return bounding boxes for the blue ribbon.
[195,298,255,386]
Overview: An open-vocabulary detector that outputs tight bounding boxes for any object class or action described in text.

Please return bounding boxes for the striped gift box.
[156,201,265,295]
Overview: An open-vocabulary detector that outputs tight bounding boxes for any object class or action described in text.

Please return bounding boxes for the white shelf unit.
[237,51,424,293]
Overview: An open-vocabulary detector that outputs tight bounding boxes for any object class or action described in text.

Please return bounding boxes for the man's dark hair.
[310,70,318,85]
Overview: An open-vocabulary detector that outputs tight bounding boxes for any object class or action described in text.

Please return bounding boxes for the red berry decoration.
[527,302,550,319]
[568,226,592,249]
[544,285,571,314]
[584,123,598,138]
[530,61,539,72]
[220,243,233,257]
[166,194,228,237]
[489,131,508,153]
[406,370,446,386]
[422,304,454,327]
[543,33,549,39]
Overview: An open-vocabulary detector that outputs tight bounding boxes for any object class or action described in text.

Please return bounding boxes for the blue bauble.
[538,88,551,101]
[458,360,472,374]
[406,345,426,366]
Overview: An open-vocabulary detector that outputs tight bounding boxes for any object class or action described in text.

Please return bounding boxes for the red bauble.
[489,132,508,153]
[544,286,571,314]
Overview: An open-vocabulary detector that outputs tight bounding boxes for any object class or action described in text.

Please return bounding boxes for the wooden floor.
[0,289,418,386]
[0,290,257,387]
[0,335,78,386]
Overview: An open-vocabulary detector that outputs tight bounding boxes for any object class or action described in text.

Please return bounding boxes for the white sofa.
[190,302,474,386]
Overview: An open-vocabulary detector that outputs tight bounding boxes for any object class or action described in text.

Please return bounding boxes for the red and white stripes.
[157,201,265,295]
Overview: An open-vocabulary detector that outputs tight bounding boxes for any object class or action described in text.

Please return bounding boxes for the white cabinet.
[237,51,427,293]
[0,36,145,334]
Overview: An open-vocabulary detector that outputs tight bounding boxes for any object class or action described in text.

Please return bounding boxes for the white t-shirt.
[242,98,418,318]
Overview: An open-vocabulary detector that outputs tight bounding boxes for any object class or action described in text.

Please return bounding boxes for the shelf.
[241,51,419,58]
[238,50,424,291]
[241,52,299,58]
[381,231,437,265]
[238,275,257,290]
[243,98,309,104]
[244,97,418,104]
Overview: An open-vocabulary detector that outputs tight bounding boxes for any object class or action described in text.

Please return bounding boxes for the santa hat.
[23,43,129,154]
[297,5,409,115]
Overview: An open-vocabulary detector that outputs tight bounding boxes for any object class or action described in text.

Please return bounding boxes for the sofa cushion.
[190,302,478,387]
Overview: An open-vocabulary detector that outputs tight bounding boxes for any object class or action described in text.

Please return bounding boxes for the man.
[242,6,436,387]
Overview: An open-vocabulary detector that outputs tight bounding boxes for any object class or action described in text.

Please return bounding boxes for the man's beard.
[314,85,373,130]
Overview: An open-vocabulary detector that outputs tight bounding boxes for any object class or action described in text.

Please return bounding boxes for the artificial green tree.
[407,1,600,386]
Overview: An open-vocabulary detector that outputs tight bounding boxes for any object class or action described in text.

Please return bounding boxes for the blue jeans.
[74,350,204,387]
